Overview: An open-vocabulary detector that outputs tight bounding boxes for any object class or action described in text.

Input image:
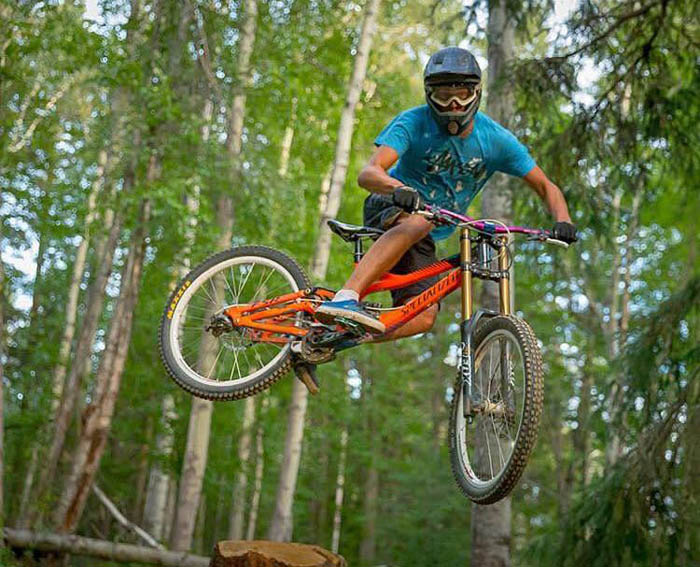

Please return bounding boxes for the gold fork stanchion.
[498,236,511,316]
[460,228,473,321]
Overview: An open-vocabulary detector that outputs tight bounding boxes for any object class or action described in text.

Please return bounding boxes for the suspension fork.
[459,228,476,420]
[460,230,503,420]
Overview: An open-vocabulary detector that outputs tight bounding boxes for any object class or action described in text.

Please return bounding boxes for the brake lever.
[526,233,569,249]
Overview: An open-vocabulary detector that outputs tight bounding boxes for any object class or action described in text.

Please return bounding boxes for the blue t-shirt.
[375,106,536,240]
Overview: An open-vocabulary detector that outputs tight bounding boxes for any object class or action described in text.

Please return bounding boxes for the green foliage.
[1,0,697,565]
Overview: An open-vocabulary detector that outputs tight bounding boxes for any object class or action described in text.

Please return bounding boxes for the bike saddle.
[327,219,384,242]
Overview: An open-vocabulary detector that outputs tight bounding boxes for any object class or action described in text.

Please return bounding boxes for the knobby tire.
[448,315,544,504]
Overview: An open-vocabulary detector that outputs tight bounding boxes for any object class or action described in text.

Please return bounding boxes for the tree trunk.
[171,397,214,551]
[51,148,107,407]
[29,205,124,527]
[193,495,206,555]
[16,150,108,529]
[228,396,256,540]
[156,96,211,544]
[143,395,177,541]
[53,196,152,533]
[606,187,642,466]
[278,102,296,177]
[28,225,47,328]
[571,363,593,487]
[267,0,381,542]
[267,379,308,542]
[358,461,378,564]
[310,0,381,280]
[132,422,152,523]
[163,477,177,545]
[171,0,257,552]
[358,372,378,565]
[330,428,348,554]
[471,2,515,566]
[211,540,345,567]
[0,234,4,534]
[3,529,209,567]
[33,5,143,509]
[245,398,266,540]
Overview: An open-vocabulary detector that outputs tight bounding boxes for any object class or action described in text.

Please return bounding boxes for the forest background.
[0,0,698,566]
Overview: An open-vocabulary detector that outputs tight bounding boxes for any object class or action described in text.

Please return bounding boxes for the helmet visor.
[428,84,479,108]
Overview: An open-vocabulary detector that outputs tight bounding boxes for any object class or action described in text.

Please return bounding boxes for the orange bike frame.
[223,256,461,339]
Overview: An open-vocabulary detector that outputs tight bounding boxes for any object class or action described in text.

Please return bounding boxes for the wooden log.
[3,528,209,566]
[210,540,346,567]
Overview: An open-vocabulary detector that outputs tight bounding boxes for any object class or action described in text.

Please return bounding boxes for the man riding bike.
[316,46,577,336]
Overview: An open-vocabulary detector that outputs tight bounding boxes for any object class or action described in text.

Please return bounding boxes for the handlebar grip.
[545,238,569,249]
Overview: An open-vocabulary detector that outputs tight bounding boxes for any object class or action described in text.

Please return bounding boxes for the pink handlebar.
[425,205,549,237]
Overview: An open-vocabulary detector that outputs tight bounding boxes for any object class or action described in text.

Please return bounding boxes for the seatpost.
[353,238,363,263]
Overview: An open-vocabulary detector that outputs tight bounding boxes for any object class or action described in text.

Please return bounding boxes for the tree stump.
[210,541,346,567]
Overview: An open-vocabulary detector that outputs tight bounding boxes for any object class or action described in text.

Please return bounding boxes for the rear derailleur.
[205,313,233,337]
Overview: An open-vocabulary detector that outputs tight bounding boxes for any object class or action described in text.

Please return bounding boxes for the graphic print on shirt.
[421,146,487,202]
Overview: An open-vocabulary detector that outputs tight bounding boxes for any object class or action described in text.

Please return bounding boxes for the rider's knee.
[395,213,433,241]
[418,305,439,332]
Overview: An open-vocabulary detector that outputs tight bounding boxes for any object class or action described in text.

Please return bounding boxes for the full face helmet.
[424,47,482,136]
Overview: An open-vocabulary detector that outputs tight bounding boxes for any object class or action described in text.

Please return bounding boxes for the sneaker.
[315,299,386,334]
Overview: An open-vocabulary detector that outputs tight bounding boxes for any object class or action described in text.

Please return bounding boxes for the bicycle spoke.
[485,421,494,479]
[229,266,240,300]
[224,267,237,302]
[252,267,276,302]
[171,256,301,386]
[236,264,255,302]
[205,345,225,380]
[491,413,506,467]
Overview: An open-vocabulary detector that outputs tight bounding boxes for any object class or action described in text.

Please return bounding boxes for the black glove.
[552,221,578,244]
[392,185,422,212]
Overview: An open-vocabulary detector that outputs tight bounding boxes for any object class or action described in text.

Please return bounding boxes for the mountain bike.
[159,205,569,503]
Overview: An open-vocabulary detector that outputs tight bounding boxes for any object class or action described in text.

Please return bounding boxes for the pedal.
[334,317,367,335]
[294,362,320,395]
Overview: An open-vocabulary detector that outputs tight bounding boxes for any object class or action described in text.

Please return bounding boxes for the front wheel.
[159,246,310,401]
[448,315,544,504]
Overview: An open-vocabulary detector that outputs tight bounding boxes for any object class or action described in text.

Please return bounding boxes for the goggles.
[428,83,479,107]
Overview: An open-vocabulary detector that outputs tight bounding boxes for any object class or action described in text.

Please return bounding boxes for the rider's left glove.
[552,221,578,244]
[392,185,422,213]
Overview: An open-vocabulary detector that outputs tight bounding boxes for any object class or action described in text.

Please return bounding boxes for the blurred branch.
[188,0,223,106]
[91,485,163,550]
[9,69,94,153]
[547,0,663,61]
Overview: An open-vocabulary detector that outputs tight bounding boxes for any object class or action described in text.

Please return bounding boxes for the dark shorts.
[363,194,440,307]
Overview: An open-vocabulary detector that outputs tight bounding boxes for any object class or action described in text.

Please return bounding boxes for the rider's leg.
[316,201,435,334]
[373,304,439,342]
[340,212,434,295]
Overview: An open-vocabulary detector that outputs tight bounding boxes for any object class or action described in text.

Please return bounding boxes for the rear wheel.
[159,246,310,401]
[448,315,543,504]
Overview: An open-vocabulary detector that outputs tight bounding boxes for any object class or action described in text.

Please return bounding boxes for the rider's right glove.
[392,185,422,213]
[552,221,578,244]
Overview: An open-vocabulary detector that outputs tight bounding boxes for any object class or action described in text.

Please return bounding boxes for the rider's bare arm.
[523,166,572,223]
[357,145,405,195]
